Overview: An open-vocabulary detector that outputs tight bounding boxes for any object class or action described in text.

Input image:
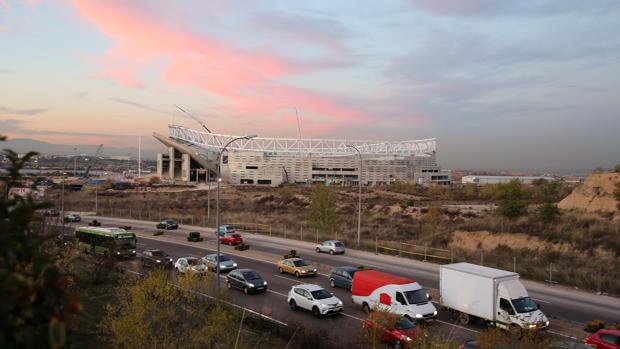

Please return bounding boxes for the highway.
[74,216,620,343]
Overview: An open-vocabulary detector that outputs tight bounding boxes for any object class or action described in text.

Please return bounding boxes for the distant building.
[153,125,451,186]
[461,175,555,185]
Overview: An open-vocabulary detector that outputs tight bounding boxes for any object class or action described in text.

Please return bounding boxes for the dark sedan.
[141,249,173,268]
[63,214,81,222]
[226,269,267,294]
[156,219,178,230]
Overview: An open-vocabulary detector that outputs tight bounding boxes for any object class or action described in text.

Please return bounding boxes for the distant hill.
[1,138,162,159]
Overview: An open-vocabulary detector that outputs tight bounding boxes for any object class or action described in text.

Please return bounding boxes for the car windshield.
[394,318,415,330]
[334,242,344,247]
[232,234,241,238]
[217,255,231,262]
[293,260,309,267]
[403,289,428,305]
[115,237,136,249]
[166,220,175,224]
[151,250,167,257]
[225,226,234,231]
[512,297,538,313]
[310,289,332,300]
[242,271,261,280]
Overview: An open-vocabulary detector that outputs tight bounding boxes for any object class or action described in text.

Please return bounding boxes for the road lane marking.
[435,320,480,333]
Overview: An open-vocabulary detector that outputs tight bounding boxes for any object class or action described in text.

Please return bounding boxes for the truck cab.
[495,279,548,330]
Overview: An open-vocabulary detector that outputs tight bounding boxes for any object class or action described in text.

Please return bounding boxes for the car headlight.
[116,252,121,255]
[320,303,328,308]
[313,269,317,272]
[528,324,536,329]
[263,281,268,285]
[232,263,237,267]
[403,336,412,342]
[301,270,306,273]
[156,260,161,263]
[220,264,225,268]
[337,301,343,306]
[545,321,549,326]
[433,310,437,316]
[132,250,136,253]
[247,283,255,288]
[415,314,423,318]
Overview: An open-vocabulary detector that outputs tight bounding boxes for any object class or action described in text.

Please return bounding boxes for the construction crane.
[83,144,104,178]
[175,105,213,133]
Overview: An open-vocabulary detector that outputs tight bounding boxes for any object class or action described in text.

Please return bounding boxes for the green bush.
[584,319,606,333]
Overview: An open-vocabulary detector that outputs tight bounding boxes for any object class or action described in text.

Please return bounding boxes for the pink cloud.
[71,1,373,136]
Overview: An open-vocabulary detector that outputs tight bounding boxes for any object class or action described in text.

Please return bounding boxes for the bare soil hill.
[558,173,620,213]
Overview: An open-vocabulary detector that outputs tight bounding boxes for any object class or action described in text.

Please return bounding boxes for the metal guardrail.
[376,240,452,262]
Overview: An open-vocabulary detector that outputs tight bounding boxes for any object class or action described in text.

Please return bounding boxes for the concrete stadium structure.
[155,125,451,186]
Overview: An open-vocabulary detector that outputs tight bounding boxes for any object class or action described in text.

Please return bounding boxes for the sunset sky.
[1,1,619,172]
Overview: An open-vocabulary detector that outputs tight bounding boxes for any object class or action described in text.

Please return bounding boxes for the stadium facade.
[154,125,451,186]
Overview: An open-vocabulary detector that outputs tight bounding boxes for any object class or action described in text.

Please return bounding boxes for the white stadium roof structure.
[168,125,436,157]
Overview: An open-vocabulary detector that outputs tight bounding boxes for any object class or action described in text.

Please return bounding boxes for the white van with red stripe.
[352,270,437,321]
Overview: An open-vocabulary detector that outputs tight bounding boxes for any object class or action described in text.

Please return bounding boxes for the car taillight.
[457,345,464,349]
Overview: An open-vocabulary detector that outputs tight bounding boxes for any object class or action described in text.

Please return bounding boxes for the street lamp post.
[61,172,66,231]
[215,134,257,296]
[346,145,362,249]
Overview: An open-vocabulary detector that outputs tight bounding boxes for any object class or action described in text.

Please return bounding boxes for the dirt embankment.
[558,173,619,213]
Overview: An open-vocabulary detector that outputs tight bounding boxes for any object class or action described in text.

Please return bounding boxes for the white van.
[352,269,437,321]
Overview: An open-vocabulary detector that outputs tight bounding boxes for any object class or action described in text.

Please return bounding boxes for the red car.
[586,329,620,349]
[362,312,417,349]
[219,233,243,245]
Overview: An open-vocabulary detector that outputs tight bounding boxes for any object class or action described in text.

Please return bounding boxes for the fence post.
[548,263,553,285]
[450,247,454,264]
[300,225,303,241]
[269,225,272,237]
[284,225,287,239]
[480,252,484,266]
[513,256,516,272]
[191,216,194,226]
[203,216,206,227]
[375,237,378,255]
[597,270,602,294]
[129,207,132,218]
[316,228,318,243]
[159,208,161,221]
[398,243,402,257]
[423,244,428,262]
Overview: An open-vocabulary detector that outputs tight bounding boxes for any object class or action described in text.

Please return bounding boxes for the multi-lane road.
[71,215,620,344]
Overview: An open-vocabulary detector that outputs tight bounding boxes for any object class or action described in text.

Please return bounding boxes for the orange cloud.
[71,1,372,135]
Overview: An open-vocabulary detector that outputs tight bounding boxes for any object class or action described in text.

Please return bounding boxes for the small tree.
[496,179,528,219]
[614,164,620,173]
[102,270,241,348]
[0,136,80,348]
[308,184,337,234]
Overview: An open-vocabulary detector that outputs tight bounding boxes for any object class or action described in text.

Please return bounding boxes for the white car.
[174,257,207,274]
[287,284,343,317]
[315,240,345,255]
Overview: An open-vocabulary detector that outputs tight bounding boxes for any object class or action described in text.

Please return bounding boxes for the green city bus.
[75,227,137,258]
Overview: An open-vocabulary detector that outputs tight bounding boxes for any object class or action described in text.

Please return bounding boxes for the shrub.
[153,230,163,236]
[584,319,606,333]
[234,243,250,251]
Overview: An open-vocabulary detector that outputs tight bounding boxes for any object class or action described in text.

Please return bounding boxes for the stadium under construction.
[154,125,451,186]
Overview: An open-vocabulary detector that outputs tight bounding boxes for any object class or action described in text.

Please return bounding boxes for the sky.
[1,0,619,173]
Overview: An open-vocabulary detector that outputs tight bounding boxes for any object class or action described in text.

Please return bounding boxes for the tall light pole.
[215,133,257,296]
[61,171,66,231]
[346,145,362,249]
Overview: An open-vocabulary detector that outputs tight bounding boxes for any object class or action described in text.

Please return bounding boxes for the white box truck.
[440,263,549,330]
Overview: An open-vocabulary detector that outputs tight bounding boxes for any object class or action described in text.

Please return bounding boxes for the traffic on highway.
[64,216,620,347]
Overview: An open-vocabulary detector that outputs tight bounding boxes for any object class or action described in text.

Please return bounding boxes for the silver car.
[315,240,345,255]
[203,253,238,272]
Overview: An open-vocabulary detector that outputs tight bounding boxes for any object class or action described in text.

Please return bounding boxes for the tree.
[102,270,241,348]
[496,179,528,219]
[536,180,562,223]
[308,184,337,234]
[614,164,620,173]
[0,136,80,348]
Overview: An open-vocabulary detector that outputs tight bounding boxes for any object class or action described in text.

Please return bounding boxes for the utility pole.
[215,133,257,296]
[346,145,362,249]
[138,135,142,178]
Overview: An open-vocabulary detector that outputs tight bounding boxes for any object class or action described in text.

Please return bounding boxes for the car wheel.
[278,267,284,274]
[458,313,470,325]
[175,267,179,273]
[362,302,370,314]
[312,307,321,318]
[243,287,249,295]
[315,247,320,253]
[295,271,300,278]
[227,282,232,289]
[393,340,403,349]
[330,279,335,288]
[289,299,297,311]
[329,250,335,255]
